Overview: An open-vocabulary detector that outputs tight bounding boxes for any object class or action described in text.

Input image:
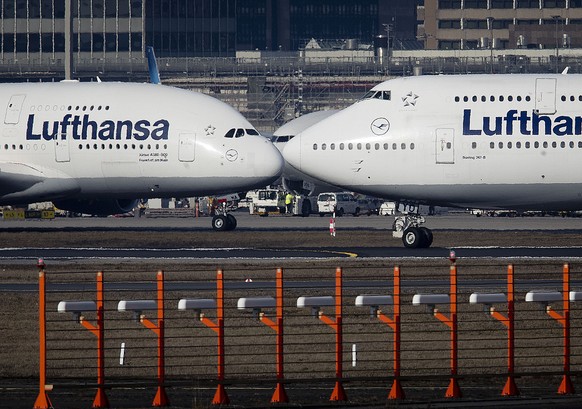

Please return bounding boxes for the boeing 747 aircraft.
[0,81,284,230]
[283,73,582,247]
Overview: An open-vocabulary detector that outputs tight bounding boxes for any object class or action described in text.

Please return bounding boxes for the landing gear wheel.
[212,215,228,231]
[402,227,422,248]
[301,200,311,217]
[226,214,237,231]
[419,227,433,248]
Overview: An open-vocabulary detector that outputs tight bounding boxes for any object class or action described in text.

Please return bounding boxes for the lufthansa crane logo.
[370,117,390,135]
[225,149,239,162]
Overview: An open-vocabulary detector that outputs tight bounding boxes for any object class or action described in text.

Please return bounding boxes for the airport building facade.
[421,0,582,50]
[0,0,415,65]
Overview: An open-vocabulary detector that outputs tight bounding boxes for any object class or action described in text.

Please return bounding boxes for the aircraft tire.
[402,227,422,248]
[226,214,237,231]
[212,215,228,231]
[419,227,433,248]
[301,200,311,217]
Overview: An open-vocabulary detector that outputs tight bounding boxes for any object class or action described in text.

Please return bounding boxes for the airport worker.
[285,192,294,214]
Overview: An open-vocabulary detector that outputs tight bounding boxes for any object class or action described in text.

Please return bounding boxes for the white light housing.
[57,301,96,313]
[117,300,157,312]
[412,294,449,306]
[297,296,335,308]
[178,299,217,311]
[237,297,276,310]
[525,291,561,303]
[469,293,507,304]
[355,295,393,307]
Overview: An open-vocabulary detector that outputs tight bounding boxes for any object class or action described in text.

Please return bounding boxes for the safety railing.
[28,260,582,408]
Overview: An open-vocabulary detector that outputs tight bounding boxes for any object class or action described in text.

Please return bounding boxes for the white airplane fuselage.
[0,82,283,208]
[284,74,582,211]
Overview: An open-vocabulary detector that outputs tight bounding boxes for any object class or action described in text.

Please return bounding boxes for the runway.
[2,245,582,260]
[2,213,582,262]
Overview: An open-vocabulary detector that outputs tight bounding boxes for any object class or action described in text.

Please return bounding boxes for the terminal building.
[420,0,582,50]
[0,0,416,66]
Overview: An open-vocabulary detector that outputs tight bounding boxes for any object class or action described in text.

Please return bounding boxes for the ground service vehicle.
[317,192,359,216]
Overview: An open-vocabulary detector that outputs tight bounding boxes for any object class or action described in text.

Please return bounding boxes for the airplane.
[282,72,582,247]
[271,110,340,197]
[0,81,284,231]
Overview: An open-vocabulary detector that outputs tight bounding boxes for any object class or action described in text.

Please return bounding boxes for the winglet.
[146,46,161,84]
[562,67,570,75]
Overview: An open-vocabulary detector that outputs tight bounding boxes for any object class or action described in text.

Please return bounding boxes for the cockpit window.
[361,90,391,101]
[271,135,295,143]
[225,128,262,138]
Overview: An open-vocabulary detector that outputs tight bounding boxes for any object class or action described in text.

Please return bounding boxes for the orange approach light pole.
[257,268,289,403]
[34,260,52,409]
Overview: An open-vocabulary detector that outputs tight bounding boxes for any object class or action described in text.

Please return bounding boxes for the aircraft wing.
[0,162,80,203]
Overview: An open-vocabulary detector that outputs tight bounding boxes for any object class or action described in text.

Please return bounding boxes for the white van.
[317,192,359,216]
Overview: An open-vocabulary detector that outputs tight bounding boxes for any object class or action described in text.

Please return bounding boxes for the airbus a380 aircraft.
[283,73,582,248]
[0,81,284,230]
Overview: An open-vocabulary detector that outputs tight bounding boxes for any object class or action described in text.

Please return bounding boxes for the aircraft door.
[4,94,26,124]
[178,132,196,162]
[54,133,70,162]
[435,128,454,164]
[535,78,556,115]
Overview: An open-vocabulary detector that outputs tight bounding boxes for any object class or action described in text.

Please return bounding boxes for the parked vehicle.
[317,192,359,216]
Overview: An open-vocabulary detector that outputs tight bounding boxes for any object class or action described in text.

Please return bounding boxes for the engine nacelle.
[53,198,139,216]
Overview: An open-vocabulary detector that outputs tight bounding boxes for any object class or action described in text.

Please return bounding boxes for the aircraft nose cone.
[282,134,301,171]
[259,139,285,180]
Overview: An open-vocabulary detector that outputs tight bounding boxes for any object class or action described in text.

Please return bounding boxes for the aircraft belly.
[347,183,582,211]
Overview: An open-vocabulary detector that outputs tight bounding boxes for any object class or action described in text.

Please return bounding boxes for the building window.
[492,20,513,29]
[464,0,488,8]
[438,40,461,49]
[543,0,565,7]
[438,0,461,9]
[439,20,461,29]
[491,0,514,7]
[465,20,488,29]
[517,0,540,8]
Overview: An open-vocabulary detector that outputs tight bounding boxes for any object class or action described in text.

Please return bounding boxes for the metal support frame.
[257,268,289,403]
[432,264,461,398]
[34,265,52,409]
[374,266,404,400]
[76,272,109,408]
[545,264,575,395]
[138,271,169,407]
[318,267,347,402]
[487,265,519,396]
[197,270,229,405]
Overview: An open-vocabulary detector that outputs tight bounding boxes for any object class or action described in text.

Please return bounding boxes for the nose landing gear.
[211,202,237,231]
